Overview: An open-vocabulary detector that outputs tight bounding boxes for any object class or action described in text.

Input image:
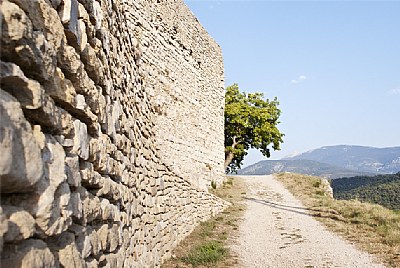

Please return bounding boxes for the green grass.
[182,241,227,267]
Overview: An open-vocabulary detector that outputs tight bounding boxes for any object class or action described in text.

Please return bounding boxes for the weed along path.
[232,175,385,268]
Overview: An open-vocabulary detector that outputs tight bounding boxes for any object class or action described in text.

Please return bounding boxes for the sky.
[184,0,400,167]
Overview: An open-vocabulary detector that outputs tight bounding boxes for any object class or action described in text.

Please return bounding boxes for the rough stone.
[81,44,103,84]
[72,120,89,160]
[0,0,59,82]
[34,137,72,237]
[65,154,81,187]
[44,67,77,106]
[1,239,55,267]
[56,232,85,268]
[0,90,43,193]
[0,207,8,254]
[59,0,73,24]
[76,228,92,259]
[0,61,44,109]
[10,0,65,51]
[3,206,36,242]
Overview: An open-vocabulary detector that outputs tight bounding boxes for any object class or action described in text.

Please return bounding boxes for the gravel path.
[232,175,385,268]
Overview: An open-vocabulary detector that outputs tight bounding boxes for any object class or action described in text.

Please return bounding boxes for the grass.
[276,172,400,268]
[162,176,247,268]
[182,241,227,266]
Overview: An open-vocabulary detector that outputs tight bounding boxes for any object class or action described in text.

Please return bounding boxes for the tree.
[224,84,284,173]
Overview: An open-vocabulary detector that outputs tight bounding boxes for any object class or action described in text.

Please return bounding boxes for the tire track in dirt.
[231,175,385,268]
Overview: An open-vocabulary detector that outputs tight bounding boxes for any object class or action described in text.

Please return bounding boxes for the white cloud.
[291,75,307,84]
[389,87,400,95]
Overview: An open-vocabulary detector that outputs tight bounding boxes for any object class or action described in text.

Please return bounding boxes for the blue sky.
[184,0,400,167]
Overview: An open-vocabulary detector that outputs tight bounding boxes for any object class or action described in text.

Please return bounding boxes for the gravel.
[231,175,386,268]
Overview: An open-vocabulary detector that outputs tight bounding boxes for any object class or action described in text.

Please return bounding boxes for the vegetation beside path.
[276,172,400,268]
[162,177,247,268]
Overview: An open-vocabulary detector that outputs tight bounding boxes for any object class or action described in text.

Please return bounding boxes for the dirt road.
[232,175,385,268]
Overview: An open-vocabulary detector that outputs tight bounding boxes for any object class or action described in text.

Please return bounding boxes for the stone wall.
[0,0,226,267]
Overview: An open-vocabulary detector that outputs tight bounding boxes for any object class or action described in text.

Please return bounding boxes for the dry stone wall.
[0,0,226,267]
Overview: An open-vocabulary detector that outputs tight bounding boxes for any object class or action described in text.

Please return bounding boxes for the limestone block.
[80,162,102,187]
[72,120,89,160]
[109,224,120,252]
[60,107,76,136]
[65,154,81,187]
[10,0,65,51]
[78,19,88,51]
[59,0,73,24]
[77,2,89,22]
[97,224,109,251]
[89,227,101,256]
[76,229,92,259]
[91,1,103,30]
[96,29,110,55]
[78,187,102,224]
[81,44,103,84]
[0,207,8,254]
[35,182,73,237]
[70,191,82,219]
[32,125,46,150]
[45,67,77,106]
[0,90,43,193]
[0,239,55,267]
[86,259,98,268]
[0,61,44,109]
[59,0,82,50]
[75,94,87,110]
[58,45,100,110]
[25,92,64,133]
[100,198,112,220]
[34,137,72,237]
[49,232,85,268]
[2,205,36,242]
[76,69,100,114]
[0,1,56,82]
[57,44,81,75]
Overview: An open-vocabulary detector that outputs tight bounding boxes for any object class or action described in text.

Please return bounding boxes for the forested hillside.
[331,173,400,210]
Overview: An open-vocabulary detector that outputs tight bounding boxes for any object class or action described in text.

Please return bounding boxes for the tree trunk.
[224,151,234,169]
[224,136,238,169]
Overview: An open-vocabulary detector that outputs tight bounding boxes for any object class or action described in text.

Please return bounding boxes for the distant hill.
[237,159,368,179]
[332,173,400,210]
[285,145,400,174]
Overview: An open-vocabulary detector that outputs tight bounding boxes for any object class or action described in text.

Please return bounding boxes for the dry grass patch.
[162,176,247,268]
[276,172,400,267]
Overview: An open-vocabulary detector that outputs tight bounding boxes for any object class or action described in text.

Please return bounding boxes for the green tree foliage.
[332,173,400,210]
[224,84,284,173]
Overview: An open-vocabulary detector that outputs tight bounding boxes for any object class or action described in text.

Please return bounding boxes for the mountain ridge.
[285,145,400,174]
[237,159,371,179]
[239,145,400,178]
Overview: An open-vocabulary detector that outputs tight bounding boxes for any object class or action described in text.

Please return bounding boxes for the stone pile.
[0,0,226,267]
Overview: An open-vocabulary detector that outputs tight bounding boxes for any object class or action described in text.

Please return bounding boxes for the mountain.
[237,159,369,179]
[285,145,400,174]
